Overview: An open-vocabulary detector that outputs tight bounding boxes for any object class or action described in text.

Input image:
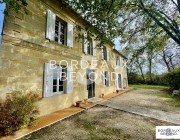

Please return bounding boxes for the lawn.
[129,84,167,89]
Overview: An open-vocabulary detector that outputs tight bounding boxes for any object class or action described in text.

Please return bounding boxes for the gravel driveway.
[99,89,180,125]
[21,89,180,140]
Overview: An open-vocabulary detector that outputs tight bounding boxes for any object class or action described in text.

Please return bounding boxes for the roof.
[113,49,127,59]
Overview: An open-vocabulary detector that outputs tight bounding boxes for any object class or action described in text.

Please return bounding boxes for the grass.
[159,93,180,108]
[129,84,167,89]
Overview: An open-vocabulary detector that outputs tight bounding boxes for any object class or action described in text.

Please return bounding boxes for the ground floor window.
[44,64,73,97]
[53,66,66,93]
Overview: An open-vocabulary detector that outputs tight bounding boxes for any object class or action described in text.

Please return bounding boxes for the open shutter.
[115,73,119,90]
[84,32,88,54]
[66,66,73,93]
[92,40,96,56]
[67,23,73,48]
[108,71,110,86]
[57,66,62,80]
[101,47,104,60]
[102,71,105,87]
[46,10,56,41]
[43,63,54,97]
[107,48,109,61]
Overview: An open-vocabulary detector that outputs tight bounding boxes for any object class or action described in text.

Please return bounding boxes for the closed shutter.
[43,63,54,97]
[92,40,96,56]
[67,23,74,48]
[66,66,73,93]
[101,47,104,60]
[102,71,105,87]
[84,32,88,54]
[46,9,56,41]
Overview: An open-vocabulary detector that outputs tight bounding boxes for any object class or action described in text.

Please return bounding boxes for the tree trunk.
[162,51,171,72]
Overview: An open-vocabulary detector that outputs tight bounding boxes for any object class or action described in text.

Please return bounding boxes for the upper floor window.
[55,18,67,45]
[87,38,93,55]
[116,56,120,66]
[46,9,74,48]
[101,46,109,61]
[83,33,96,56]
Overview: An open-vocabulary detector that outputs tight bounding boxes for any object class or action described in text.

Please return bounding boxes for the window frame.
[52,65,67,94]
[54,17,67,45]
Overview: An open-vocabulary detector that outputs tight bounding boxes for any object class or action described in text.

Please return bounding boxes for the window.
[44,63,73,97]
[87,38,93,55]
[53,66,66,93]
[116,56,120,66]
[46,9,74,47]
[83,34,96,56]
[101,46,109,61]
[55,18,67,45]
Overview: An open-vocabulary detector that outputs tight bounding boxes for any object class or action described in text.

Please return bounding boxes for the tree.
[0,0,28,15]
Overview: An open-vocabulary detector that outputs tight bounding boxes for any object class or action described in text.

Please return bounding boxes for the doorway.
[87,69,95,99]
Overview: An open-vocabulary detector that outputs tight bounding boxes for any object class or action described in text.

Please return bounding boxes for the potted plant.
[76,101,82,107]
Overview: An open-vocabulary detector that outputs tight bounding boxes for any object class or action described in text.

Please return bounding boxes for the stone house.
[0,0,128,116]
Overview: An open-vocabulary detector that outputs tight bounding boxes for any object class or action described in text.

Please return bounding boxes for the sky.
[0,3,5,45]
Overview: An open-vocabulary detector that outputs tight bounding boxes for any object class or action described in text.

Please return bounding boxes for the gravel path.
[99,89,180,125]
[21,88,180,140]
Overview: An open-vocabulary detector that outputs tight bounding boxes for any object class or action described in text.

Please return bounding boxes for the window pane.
[53,86,57,92]
[59,86,63,92]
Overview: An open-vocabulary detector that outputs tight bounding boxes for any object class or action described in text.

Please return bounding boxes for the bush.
[162,67,180,90]
[0,90,39,136]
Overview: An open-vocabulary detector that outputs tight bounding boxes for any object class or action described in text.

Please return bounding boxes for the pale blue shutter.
[102,71,105,87]
[92,40,96,56]
[108,71,110,86]
[101,47,104,60]
[46,10,56,41]
[43,63,54,97]
[66,66,73,93]
[67,23,74,48]
[116,73,119,90]
[84,32,88,54]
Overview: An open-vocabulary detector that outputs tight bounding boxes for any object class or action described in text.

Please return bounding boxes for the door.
[87,69,95,98]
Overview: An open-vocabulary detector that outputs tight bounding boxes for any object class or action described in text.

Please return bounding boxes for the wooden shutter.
[102,71,105,87]
[84,32,88,54]
[115,73,119,90]
[46,9,56,41]
[43,63,54,97]
[108,71,110,86]
[92,40,96,56]
[66,66,73,93]
[101,47,104,60]
[57,66,62,80]
[67,23,74,48]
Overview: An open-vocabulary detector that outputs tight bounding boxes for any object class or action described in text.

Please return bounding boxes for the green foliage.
[127,72,145,84]
[162,67,180,90]
[0,90,39,136]
[0,0,28,15]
